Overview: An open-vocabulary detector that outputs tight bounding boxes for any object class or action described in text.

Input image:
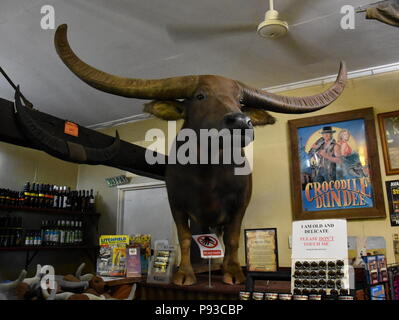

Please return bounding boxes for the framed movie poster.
[378,111,399,175]
[386,180,399,227]
[244,228,278,272]
[288,108,385,220]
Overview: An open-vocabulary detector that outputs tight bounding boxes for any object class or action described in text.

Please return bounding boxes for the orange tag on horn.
[64,121,79,137]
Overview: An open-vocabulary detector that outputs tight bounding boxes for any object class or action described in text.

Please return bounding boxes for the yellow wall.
[0,142,78,189]
[77,70,399,267]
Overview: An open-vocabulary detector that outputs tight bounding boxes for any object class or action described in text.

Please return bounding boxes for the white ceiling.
[0,0,398,126]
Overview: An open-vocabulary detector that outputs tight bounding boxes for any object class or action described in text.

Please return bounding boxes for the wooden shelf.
[0,204,100,216]
[0,245,99,251]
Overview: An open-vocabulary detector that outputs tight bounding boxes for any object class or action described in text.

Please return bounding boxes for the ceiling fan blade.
[272,32,325,65]
[166,23,258,42]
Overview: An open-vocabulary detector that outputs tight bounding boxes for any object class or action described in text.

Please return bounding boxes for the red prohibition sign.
[197,235,218,248]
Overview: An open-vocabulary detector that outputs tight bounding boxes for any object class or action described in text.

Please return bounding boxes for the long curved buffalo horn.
[79,274,94,281]
[75,263,85,278]
[239,61,347,114]
[54,24,199,100]
[23,264,42,286]
[14,88,120,164]
[74,263,94,281]
[58,279,89,292]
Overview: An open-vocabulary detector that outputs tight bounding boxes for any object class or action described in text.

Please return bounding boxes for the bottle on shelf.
[53,186,58,209]
[88,189,95,213]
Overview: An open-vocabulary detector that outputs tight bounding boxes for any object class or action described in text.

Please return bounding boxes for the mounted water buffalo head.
[54,24,347,141]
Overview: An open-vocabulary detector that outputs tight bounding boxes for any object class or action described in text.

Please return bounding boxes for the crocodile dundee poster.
[298,119,374,212]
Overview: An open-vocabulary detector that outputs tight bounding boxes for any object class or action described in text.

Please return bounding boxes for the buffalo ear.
[242,107,276,126]
[143,100,185,120]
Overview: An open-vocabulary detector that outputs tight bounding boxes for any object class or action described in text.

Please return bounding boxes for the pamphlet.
[130,234,151,274]
[362,255,379,285]
[126,247,142,278]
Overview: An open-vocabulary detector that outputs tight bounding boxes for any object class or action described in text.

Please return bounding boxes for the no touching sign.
[192,234,224,259]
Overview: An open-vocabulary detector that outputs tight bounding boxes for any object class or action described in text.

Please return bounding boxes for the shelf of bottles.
[0,216,86,249]
[0,182,100,251]
[0,182,98,215]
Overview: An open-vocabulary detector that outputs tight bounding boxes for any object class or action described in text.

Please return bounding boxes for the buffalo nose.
[223,113,253,130]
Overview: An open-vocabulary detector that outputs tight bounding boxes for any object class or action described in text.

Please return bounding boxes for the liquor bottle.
[53,186,59,208]
[74,220,79,245]
[26,230,34,247]
[4,190,9,206]
[65,220,70,245]
[24,183,31,207]
[15,229,23,247]
[62,186,68,209]
[57,187,62,209]
[30,183,36,207]
[58,187,64,209]
[33,231,39,246]
[37,230,42,246]
[37,184,44,208]
[79,220,84,244]
[80,190,85,212]
[55,220,61,245]
[24,231,29,246]
[49,221,55,246]
[73,191,79,211]
[45,222,50,246]
[70,220,75,245]
[40,220,45,245]
[70,191,76,211]
[76,190,81,211]
[47,185,53,208]
[65,187,72,210]
[17,191,23,207]
[46,184,51,208]
[42,184,48,208]
[59,220,65,246]
[42,220,46,246]
[44,221,51,246]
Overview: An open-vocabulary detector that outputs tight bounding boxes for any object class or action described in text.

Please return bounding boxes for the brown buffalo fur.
[143,100,276,126]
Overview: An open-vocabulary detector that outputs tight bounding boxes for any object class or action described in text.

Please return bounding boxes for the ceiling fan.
[257,0,289,39]
[165,0,330,65]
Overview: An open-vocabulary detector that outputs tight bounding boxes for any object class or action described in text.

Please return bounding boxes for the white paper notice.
[292,219,348,259]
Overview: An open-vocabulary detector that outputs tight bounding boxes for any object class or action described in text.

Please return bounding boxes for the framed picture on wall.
[288,108,385,220]
[386,180,399,227]
[244,228,278,272]
[377,111,399,175]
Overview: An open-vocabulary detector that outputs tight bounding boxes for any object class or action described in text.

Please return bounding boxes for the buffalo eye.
[196,93,205,100]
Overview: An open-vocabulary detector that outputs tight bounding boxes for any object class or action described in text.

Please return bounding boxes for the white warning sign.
[192,234,224,259]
